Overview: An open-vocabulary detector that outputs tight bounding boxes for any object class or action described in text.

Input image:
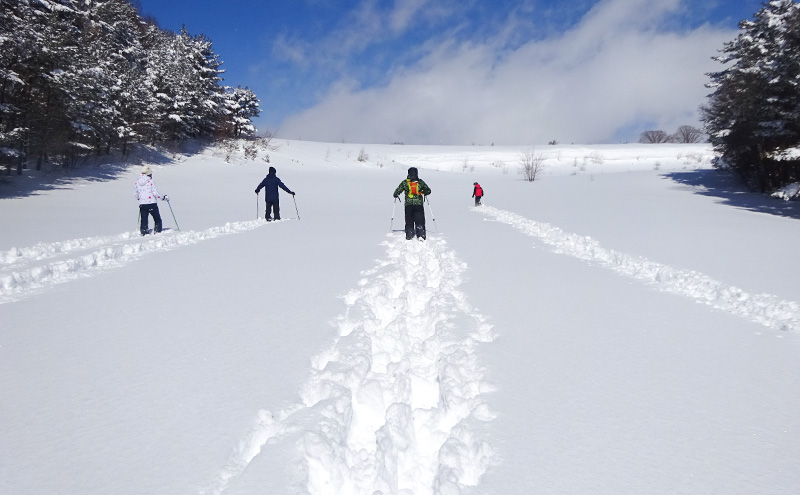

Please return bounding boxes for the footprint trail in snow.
[0,220,271,303]
[477,205,800,332]
[206,235,497,495]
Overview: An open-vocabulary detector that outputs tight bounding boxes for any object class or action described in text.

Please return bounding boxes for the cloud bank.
[278,0,736,145]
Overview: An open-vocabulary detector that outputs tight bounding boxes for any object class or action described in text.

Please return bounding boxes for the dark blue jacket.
[255,173,294,202]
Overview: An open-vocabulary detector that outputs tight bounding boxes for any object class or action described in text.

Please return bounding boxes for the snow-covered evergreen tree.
[0,0,260,174]
[0,0,34,173]
[702,0,800,192]
[222,86,261,138]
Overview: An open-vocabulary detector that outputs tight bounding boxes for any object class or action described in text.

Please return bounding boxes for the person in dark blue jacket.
[255,166,295,221]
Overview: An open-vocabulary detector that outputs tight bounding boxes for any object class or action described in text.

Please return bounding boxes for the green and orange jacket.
[394,176,431,206]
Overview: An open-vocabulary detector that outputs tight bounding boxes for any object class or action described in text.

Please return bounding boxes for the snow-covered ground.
[1,141,799,495]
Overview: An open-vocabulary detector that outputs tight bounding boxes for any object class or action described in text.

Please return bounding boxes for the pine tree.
[0,0,261,172]
[0,0,33,173]
[223,86,261,138]
[702,0,800,191]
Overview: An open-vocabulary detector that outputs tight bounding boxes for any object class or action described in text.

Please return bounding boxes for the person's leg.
[274,202,281,220]
[139,204,148,235]
[152,205,163,233]
[265,202,274,220]
[404,205,415,239]
[413,204,426,239]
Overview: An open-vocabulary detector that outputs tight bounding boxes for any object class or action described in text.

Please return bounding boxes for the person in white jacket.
[135,165,168,235]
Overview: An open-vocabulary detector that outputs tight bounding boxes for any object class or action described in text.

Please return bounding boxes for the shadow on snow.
[0,140,214,200]
[664,169,800,221]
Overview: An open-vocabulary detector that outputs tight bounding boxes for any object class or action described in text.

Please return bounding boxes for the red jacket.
[473,183,483,197]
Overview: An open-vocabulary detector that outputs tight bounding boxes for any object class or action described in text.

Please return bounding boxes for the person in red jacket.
[472,182,484,206]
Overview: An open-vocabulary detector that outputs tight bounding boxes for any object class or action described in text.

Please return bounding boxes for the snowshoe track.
[477,206,800,332]
[206,234,496,495]
[0,220,272,303]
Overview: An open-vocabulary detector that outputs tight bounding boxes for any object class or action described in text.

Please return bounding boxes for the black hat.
[407,167,418,178]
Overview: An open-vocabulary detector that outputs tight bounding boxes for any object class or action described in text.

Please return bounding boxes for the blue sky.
[136,0,766,145]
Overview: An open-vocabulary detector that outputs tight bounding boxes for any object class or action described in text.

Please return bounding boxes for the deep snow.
[1,141,799,494]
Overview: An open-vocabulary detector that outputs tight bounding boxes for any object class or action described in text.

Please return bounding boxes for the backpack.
[407,179,420,198]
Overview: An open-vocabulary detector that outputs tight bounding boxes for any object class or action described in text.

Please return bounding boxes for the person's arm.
[278,180,294,195]
[393,181,406,198]
[255,179,265,194]
[420,179,431,195]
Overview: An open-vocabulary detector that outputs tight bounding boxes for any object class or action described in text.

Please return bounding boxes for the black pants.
[404,204,426,239]
[474,195,482,206]
[265,201,281,220]
[139,203,162,235]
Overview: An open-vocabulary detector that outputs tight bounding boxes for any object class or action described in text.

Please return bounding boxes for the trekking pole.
[292,195,300,220]
[166,198,180,231]
[425,196,439,233]
[256,192,259,220]
[137,210,141,234]
[390,197,398,231]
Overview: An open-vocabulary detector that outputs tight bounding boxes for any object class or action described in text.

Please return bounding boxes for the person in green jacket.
[393,167,431,240]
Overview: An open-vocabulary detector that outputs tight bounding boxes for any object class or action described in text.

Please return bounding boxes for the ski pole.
[166,199,180,231]
[390,197,398,231]
[292,194,300,220]
[425,196,439,233]
[256,192,259,220]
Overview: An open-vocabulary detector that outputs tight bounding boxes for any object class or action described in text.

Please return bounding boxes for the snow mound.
[477,206,800,332]
[771,182,800,201]
[206,234,496,495]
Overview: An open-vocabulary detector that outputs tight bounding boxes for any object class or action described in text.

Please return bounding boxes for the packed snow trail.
[0,220,271,303]
[0,230,145,266]
[204,234,496,495]
[476,206,800,332]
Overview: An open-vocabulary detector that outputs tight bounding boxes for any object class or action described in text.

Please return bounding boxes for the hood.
[137,175,150,186]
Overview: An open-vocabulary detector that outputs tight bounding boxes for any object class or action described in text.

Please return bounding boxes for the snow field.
[3,141,799,495]
[206,234,496,495]
[383,143,714,175]
[0,219,270,303]
[477,205,800,332]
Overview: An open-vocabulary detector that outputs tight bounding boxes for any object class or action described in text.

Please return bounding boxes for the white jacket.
[134,174,161,204]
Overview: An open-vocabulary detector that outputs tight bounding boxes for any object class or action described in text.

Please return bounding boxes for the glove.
[254,189,259,194]
[393,193,399,199]
[162,195,169,201]
[291,192,296,196]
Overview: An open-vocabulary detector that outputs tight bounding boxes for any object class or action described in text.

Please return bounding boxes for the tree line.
[702,0,800,193]
[0,0,260,175]
[638,126,705,144]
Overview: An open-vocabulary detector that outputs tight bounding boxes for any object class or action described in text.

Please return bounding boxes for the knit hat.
[407,167,418,179]
[141,165,152,175]
[269,166,276,174]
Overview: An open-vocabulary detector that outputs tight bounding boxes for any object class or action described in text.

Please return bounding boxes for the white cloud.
[389,0,431,34]
[279,0,736,144]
